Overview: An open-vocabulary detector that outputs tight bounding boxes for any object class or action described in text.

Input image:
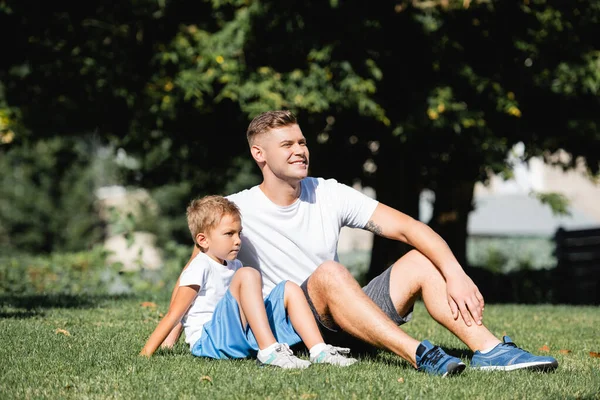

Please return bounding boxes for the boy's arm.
[140,285,199,357]
[161,322,183,349]
[160,245,202,349]
[367,202,484,326]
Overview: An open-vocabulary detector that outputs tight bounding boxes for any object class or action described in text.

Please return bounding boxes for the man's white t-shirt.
[227,177,379,296]
[179,251,242,348]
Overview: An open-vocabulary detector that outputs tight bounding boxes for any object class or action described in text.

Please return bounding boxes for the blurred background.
[1,0,599,303]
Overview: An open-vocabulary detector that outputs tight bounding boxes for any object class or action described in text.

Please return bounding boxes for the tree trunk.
[428,179,475,267]
[366,156,421,281]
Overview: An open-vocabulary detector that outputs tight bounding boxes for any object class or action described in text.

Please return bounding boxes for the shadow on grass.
[366,346,473,367]
[0,293,134,319]
[443,347,474,360]
[152,344,194,358]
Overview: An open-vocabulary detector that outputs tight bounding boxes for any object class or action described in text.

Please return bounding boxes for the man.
[168,110,557,376]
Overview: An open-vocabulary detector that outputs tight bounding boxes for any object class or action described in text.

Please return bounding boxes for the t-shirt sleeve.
[231,259,243,271]
[179,257,210,288]
[330,179,379,229]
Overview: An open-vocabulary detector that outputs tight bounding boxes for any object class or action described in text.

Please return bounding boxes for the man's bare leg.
[306,261,421,367]
[388,250,501,352]
[306,253,502,366]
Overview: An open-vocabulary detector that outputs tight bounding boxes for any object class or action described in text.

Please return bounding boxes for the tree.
[2,0,598,266]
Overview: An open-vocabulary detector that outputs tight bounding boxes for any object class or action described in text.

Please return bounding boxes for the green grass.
[1,294,599,400]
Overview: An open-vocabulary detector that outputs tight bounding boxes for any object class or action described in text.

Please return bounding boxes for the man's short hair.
[246,110,297,145]
[186,195,241,247]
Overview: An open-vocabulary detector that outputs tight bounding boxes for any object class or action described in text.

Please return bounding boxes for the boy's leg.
[228,267,277,349]
[282,281,325,349]
[229,268,311,369]
[267,281,357,366]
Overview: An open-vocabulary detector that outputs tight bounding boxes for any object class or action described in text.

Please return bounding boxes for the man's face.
[254,124,310,181]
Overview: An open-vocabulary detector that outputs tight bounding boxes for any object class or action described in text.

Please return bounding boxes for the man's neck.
[259,178,302,206]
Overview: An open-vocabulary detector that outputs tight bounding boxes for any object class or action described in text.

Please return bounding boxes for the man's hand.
[446,273,485,327]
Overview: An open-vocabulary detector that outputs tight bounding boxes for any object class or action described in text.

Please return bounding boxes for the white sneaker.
[257,343,311,369]
[310,345,358,367]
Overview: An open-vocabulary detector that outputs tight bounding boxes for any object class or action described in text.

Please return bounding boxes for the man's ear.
[195,232,208,250]
[250,144,265,163]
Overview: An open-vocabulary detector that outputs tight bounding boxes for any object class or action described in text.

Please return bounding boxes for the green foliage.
[0,137,107,253]
[115,240,191,295]
[531,191,571,216]
[467,236,556,273]
[338,250,372,286]
[3,0,598,186]
[116,158,261,247]
[0,241,189,296]
[0,247,116,295]
[0,81,22,145]
[1,0,599,270]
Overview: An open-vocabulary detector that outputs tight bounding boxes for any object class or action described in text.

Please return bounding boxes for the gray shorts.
[300,265,413,348]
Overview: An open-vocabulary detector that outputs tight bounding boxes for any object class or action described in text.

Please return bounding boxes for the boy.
[140,195,357,369]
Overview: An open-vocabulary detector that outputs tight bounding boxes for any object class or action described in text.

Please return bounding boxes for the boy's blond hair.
[186,195,241,248]
[246,110,297,146]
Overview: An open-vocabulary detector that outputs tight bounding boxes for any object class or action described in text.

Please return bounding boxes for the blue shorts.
[191,280,302,359]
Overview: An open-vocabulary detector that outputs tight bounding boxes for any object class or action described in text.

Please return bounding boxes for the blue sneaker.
[416,340,466,377]
[471,336,558,371]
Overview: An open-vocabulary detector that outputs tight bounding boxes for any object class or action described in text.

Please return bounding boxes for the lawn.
[1,294,599,399]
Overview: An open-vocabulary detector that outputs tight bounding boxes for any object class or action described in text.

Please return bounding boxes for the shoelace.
[328,346,351,355]
[276,343,294,357]
[421,347,445,367]
[500,341,519,350]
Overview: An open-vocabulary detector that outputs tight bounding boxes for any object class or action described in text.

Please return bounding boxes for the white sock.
[258,342,279,358]
[309,342,328,357]
[479,344,499,354]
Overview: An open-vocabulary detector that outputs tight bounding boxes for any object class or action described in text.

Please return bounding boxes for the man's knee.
[389,249,441,299]
[392,250,436,273]
[308,261,361,306]
[312,261,355,285]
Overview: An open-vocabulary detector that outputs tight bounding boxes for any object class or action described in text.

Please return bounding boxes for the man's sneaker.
[310,345,358,367]
[471,336,558,372]
[416,340,466,377]
[257,343,311,369]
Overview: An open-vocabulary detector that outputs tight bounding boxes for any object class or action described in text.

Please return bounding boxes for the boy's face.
[201,213,242,264]
[252,124,310,182]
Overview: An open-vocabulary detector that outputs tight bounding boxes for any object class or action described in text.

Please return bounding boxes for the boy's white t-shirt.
[227,177,379,296]
[179,251,242,348]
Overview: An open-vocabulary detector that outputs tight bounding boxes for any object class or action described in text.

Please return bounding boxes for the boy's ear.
[195,233,208,250]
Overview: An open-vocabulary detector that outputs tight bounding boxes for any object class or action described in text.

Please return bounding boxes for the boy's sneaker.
[310,345,358,367]
[416,340,466,377]
[471,336,558,372]
[257,343,311,369]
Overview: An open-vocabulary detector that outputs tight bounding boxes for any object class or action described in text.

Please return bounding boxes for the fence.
[464,227,600,305]
[554,226,600,305]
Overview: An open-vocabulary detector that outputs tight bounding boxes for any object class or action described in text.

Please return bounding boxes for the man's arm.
[160,245,201,349]
[367,203,484,326]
